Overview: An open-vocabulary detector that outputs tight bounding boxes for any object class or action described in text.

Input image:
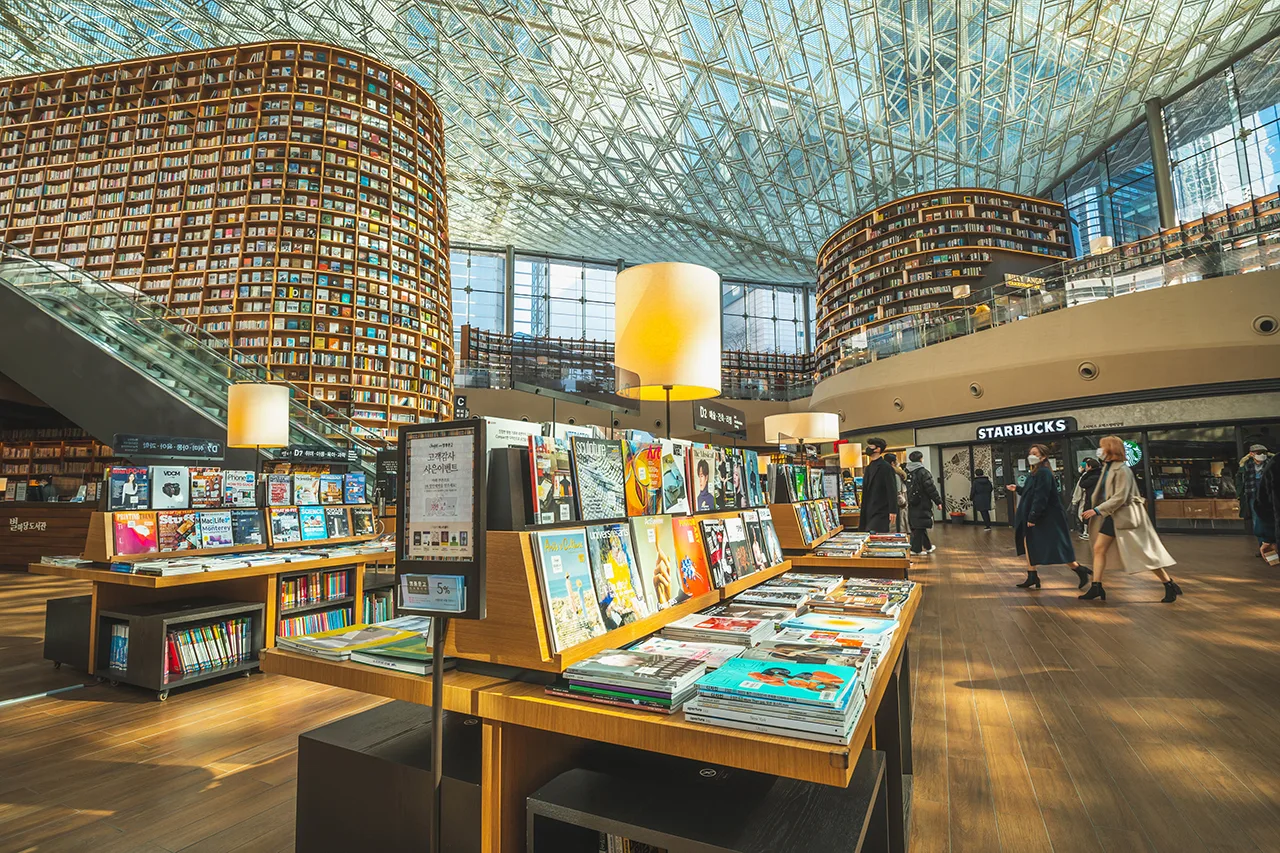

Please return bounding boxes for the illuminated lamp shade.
[838,443,863,469]
[614,263,721,401]
[227,383,290,448]
[951,284,971,299]
[764,412,840,445]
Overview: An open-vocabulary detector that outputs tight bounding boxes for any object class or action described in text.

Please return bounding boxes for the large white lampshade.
[614,262,721,401]
[227,384,290,448]
[839,443,863,469]
[764,412,840,445]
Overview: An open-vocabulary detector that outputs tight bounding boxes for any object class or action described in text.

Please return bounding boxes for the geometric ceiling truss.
[1,1,1278,282]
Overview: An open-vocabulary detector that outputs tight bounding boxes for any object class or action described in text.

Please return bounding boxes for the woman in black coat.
[970,469,994,530]
[1007,444,1091,590]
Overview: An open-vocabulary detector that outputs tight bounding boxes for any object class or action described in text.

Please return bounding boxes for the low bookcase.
[95,598,265,700]
[277,564,357,638]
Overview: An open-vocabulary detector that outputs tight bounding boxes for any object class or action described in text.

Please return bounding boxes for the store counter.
[0,502,96,571]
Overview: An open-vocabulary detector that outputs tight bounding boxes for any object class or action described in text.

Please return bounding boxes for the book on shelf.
[669,516,714,598]
[661,611,774,646]
[627,635,743,670]
[571,437,625,521]
[292,473,320,506]
[349,634,449,676]
[189,468,223,508]
[659,439,689,515]
[731,585,810,609]
[698,518,735,587]
[113,511,158,555]
[722,516,755,576]
[744,449,764,507]
[157,510,200,552]
[197,510,233,549]
[106,466,149,511]
[689,445,716,511]
[165,616,252,679]
[531,528,608,653]
[319,473,345,505]
[229,508,264,546]
[266,473,292,506]
[779,611,898,640]
[109,623,129,671]
[560,648,706,712]
[298,506,327,541]
[149,466,190,509]
[586,523,651,628]
[529,435,576,524]
[350,506,375,536]
[741,510,770,569]
[343,472,366,504]
[623,440,663,517]
[629,515,679,611]
[222,470,257,507]
[323,506,351,538]
[269,506,302,543]
[276,622,417,659]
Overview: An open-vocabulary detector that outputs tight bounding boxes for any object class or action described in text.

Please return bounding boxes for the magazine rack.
[768,500,841,551]
[443,523,793,674]
[82,511,270,563]
[267,504,381,549]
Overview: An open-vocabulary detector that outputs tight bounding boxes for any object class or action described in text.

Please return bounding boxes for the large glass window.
[1147,426,1243,533]
[449,248,505,347]
[721,281,809,353]
[512,254,616,341]
[1050,123,1158,253]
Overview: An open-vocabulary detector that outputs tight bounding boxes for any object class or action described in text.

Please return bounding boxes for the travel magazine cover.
[532,528,608,652]
[586,523,650,628]
[570,437,625,521]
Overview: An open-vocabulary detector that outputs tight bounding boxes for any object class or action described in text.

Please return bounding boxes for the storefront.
[914,391,1280,536]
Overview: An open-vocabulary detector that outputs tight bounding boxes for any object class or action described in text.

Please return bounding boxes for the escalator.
[0,245,379,470]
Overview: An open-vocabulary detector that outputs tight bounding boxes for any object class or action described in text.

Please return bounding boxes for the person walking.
[905,451,943,555]
[1071,458,1102,540]
[1007,443,1091,590]
[885,452,910,534]
[970,468,994,530]
[1080,435,1182,602]
[858,438,898,533]
[1236,444,1274,553]
[1256,453,1278,565]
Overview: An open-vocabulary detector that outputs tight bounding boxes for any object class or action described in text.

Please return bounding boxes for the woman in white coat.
[1079,435,1182,603]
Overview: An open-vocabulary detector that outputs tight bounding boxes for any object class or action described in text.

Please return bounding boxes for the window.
[513,255,616,341]
[721,281,809,354]
[449,248,504,349]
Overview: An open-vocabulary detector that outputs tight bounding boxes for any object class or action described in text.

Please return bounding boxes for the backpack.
[907,468,930,505]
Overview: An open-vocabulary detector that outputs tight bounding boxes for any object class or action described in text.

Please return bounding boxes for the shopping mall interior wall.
[810,268,1280,433]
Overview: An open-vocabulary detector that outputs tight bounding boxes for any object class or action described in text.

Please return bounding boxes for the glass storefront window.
[1146,426,1242,531]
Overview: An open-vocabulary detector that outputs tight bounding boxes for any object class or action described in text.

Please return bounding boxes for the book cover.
[720,516,752,577]
[293,473,320,506]
[343,472,367,504]
[695,656,860,709]
[689,445,716,511]
[660,440,689,515]
[628,636,743,669]
[222,470,257,507]
[324,506,351,538]
[667,613,768,636]
[629,515,680,611]
[779,612,898,638]
[529,436,576,524]
[585,523,650,628]
[319,474,345,505]
[741,511,771,569]
[188,468,223,508]
[744,450,763,507]
[670,516,714,599]
[623,441,663,517]
[570,437,625,521]
[757,508,786,566]
[299,506,327,540]
[157,510,200,552]
[267,473,292,506]
[699,518,735,587]
[567,649,706,690]
[531,528,608,652]
[714,447,732,509]
[794,466,809,502]
[730,450,749,508]
[113,511,158,555]
[107,467,150,511]
[230,508,265,545]
[197,510,233,549]
[269,506,302,543]
[351,506,375,536]
[149,466,189,510]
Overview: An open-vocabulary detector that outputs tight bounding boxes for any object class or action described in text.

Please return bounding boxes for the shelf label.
[400,573,467,613]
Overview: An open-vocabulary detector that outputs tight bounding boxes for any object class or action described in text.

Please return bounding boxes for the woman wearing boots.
[1080,435,1182,602]
[1008,444,1091,590]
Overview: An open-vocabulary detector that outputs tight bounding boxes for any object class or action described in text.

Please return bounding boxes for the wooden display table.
[29,550,393,674]
[262,586,920,853]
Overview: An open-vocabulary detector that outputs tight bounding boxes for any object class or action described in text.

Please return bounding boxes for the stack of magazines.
[779,611,900,644]
[661,610,776,646]
[627,636,743,670]
[684,656,866,744]
[549,649,707,714]
[744,627,882,670]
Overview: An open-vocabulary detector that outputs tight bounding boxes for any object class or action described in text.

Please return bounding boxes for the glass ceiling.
[1,1,1277,282]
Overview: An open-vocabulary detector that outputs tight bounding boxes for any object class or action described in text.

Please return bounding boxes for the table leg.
[862,749,891,853]
[86,583,100,675]
[899,642,913,776]
[481,720,585,853]
[875,657,907,853]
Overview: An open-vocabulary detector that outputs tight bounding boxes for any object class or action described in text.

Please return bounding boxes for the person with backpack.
[905,451,943,556]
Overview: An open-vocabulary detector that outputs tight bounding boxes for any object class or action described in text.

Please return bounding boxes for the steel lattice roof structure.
[2,0,1278,281]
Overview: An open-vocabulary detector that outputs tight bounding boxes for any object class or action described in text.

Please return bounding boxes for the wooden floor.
[1,527,1277,852]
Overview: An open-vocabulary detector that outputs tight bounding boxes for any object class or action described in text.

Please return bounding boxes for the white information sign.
[405,431,476,560]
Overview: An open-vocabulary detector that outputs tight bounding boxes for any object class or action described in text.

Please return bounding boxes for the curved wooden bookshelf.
[814,188,1070,376]
[0,41,452,441]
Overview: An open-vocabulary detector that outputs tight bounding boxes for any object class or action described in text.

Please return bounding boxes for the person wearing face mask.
[1081,435,1182,602]
[1255,453,1278,564]
[1006,443,1091,590]
[858,437,899,533]
[1236,444,1274,553]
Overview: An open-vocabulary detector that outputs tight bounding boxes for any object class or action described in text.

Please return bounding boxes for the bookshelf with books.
[814,189,1071,377]
[0,42,453,440]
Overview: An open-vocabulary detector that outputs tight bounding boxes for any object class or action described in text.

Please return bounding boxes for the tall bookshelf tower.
[0,42,452,441]
[814,189,1069,378]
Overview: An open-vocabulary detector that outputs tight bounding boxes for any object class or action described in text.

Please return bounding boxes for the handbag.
[1110,465,1147,530]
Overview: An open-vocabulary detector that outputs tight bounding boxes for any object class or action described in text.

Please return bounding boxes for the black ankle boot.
[1072,564,1092,589]
[1016,571,1041,589]
[1079,581,1106,601]
[1161,580,1180,603]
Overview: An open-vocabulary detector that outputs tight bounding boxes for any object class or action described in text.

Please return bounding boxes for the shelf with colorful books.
[83,509,271,563]
[767,499,841,551]
[265,504,379,549]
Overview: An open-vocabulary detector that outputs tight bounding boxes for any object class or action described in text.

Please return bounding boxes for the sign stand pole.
[430,616,448,853]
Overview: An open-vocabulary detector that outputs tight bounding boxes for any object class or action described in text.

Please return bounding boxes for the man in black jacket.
[858,437,898,533]
[906,451,944,555]
[970,468,994,530]
[1257,454,1278,566]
